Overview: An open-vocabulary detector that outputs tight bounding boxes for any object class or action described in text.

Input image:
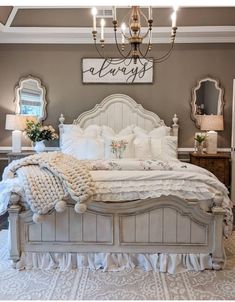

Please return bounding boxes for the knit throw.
[6,152,95,223]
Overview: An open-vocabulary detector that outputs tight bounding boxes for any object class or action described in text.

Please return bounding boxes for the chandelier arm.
[152,41,175,62]
[139,9,151,39]
[114,29,133,59]
[137,34,152,58]
[94,40,127,65]
[142,40,175,63]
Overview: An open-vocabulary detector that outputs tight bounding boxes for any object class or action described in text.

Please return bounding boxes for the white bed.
[5,94,232,274]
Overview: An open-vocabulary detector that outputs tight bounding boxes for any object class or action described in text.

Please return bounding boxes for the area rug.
[1,230,235,300]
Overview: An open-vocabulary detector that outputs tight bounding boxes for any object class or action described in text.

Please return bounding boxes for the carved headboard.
[59,93,179,137]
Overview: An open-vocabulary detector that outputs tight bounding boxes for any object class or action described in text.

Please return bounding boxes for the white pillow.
[102,125,135,137]
[133,126,148,136]
[150,138,162,159]
[62,124,83,136]
[102,126,115,137]
[118,125,135,136]
[134,136,151,159]
[61,134,104,160]
[61,124,101,140]
[133,125,171,138]
[84,124,102,137]
[150,136,178,161]
[161,136,178,161]
[149,126,171,138]
[104,134,135,159]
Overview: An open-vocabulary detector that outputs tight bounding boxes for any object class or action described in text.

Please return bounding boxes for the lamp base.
[206,131,217,154]
[12,130,22,153]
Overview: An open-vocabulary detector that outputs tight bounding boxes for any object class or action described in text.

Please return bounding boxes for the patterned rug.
[1,230,235,300]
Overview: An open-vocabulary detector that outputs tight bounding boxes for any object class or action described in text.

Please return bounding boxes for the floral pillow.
[103,134,135,160]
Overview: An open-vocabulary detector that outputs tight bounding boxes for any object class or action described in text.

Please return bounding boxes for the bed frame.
[8,94,226,270]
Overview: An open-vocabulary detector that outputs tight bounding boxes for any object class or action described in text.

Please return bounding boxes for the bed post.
[59,114,65,149]
[8,193,21,268]
[172,114,179,137]
[212,193,226,270]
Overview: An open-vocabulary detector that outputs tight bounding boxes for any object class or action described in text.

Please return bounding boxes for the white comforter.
[0,157,233,235]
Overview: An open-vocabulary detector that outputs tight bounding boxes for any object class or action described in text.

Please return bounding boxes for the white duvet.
[0,157,233,236]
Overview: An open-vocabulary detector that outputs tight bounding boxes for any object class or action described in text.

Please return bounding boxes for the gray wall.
[0,43,235,148]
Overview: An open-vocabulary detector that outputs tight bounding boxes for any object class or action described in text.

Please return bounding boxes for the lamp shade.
[5,114,36,131]
[200,115,224,131]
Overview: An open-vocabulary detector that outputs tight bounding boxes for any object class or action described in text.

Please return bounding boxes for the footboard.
[8,194,226,270]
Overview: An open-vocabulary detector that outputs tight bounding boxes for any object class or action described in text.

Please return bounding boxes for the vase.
[196,143,204,154]
[34,140,46,153]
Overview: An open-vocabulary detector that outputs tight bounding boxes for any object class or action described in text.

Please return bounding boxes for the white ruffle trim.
[16,251,213,274]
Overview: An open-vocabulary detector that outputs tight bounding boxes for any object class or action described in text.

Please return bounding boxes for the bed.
[4,93,232,274]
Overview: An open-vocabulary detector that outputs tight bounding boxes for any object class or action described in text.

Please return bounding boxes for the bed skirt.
[16,252,213,274]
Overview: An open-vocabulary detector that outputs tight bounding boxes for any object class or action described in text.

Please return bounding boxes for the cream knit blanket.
[6,152,95,223]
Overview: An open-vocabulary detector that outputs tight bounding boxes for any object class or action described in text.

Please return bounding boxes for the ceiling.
[0,6,235,44]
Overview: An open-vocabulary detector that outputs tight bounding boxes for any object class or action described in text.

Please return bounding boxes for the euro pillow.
[61,124,101,138]
[101,125,135,137]
[151,136,178,161]
[133,125,171,138]
[61,133,104,160]
[133,136,151,159]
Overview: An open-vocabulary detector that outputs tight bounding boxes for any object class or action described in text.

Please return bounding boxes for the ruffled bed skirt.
[16,252,213,274]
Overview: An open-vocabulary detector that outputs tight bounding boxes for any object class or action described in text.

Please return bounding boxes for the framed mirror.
[191,77,225,128]
[14,75,47,121]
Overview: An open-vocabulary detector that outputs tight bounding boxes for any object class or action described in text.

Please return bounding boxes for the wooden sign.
[82,58,153,84]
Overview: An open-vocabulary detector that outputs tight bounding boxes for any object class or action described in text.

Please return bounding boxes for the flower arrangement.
[194,133,206,144]
[110,139,128,159]
[24,119,58,142]
[194,133,206,154]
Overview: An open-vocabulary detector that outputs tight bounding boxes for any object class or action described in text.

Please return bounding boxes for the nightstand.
[7,151,35,164]
[189,152,231,189]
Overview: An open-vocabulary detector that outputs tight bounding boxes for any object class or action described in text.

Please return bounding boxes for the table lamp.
[5,114,30,153]
[200,115,224,154]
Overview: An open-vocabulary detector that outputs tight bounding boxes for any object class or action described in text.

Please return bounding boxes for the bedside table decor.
[5,114,27,153]
[200,115,224,154]
[194,133,206,154]
[24,120,58,152]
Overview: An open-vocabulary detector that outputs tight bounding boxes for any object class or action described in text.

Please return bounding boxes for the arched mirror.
[14,75,47,121]
[191,77,224,128]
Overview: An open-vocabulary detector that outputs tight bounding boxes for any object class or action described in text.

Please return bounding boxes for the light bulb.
[91,7,97,16]
[100,18,105,27]
[121,23,126,32]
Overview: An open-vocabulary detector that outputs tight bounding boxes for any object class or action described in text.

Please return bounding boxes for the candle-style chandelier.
[91,6,178,64]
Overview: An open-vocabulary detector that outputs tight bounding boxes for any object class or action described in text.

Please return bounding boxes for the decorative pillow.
[84,124,102,137]
[133,125,171,138]
[150,138,162,159]
[161,136,178,161]
[150,136,178,161]
[133,136,151,159]
[61,134,104,160]
[118,125,135,136]
[61,124,101,139]
[103,134,135,159]
[149,126,171,138]
[61,124,83,136]
[102,125,134,137]
[133,126,148,136]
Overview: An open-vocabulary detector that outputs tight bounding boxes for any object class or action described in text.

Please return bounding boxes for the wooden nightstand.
[7,151,35,164]
[189,152,231,189]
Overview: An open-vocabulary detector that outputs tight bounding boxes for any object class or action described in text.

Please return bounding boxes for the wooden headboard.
[59,93,179,137]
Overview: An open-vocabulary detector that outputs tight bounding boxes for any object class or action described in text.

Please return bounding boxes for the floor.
[1,230,235,300]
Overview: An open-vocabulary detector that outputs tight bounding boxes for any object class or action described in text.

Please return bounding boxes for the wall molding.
[0,25,235,44]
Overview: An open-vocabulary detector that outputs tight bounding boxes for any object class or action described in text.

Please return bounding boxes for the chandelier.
[91,6,178,64]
